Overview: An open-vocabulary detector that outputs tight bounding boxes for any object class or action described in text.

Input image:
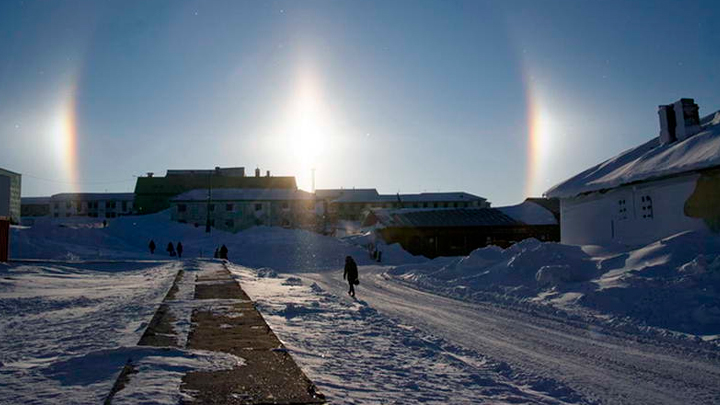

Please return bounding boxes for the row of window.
[52,201,130,211]
[177,202,292,213]
[53,212,118,218]
[617,195,654,220]
[337,201,475,212]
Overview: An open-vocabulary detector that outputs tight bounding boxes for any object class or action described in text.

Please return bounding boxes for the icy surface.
[546,110,720,198]
[0,261,179,404]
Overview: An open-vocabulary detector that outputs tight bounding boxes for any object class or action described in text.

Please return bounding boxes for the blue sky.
[1,0,719,205]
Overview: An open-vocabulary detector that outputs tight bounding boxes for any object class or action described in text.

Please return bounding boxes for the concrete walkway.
[107,259,325,404]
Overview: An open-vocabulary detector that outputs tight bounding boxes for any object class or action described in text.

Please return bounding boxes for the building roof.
[323,189,486,204]
[172,188,315,202]
[364,208,520,228]
[546,110,720,199]
[50,193,135,201]
[21,197,52,204]
[0,167,21,176]
[393,192,486,203]
[315,189,378,200]
[496,199,558,225]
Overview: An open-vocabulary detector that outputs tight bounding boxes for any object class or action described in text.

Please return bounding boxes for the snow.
[0,261,179,403]
[546,110,720,198]
[497,200,557,225]
[4,212,720,403]
[388,230,720,336]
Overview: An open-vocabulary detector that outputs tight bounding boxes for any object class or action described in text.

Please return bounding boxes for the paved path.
[108,260,324,404]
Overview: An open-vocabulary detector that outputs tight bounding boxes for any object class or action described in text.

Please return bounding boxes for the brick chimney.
[658,98,701,145]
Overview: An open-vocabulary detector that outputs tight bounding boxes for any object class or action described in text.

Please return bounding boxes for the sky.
[1,0,719,205]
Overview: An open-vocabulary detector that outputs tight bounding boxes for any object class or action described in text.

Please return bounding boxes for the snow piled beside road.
[230,264,585,404]
[389,230,720,336]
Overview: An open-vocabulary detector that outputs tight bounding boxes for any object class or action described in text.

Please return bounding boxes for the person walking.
[148,240,156,254]
[343,256,359,297]
[176,242,183,258]
[166,242,176,257]
[219,244,228,260]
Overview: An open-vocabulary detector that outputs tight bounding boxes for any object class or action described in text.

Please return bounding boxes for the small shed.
[362,204,559,258]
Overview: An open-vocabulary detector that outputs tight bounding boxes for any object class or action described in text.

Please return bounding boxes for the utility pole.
[311,167,316,193]
[205,171,212,233]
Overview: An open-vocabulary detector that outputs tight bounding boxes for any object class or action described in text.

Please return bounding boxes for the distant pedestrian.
[213,248,219,258]
[102,219,107,228]
[219,244,228,260]
[148,240,156,254]
[167,242,176,257]
[176,242,183,258]
[343,256,359,297]
[376,250,382,263]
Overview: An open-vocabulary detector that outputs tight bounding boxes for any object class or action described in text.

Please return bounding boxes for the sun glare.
[279,60,337,190]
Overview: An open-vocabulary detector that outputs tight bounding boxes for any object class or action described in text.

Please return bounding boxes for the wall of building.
[50,199,134,218]
[379,225,558,258]
[171,199,318,232]
[560,173,709,246]
[134,174,297,214]
[0,170,21,224]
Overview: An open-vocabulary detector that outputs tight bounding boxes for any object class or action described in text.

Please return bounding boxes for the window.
[54,202,59,209]
[225,219,234,228]
[423,203,428,208]
[122,201,127,211]
[255,203,262,211]
[453,202,459,208]
[226,203,234,211]
[208,204,215,212]
[66,202,71,209]
[282,202,289,210]
[640,195,653,219]
[178,204,187,212]
[618,199,628,220]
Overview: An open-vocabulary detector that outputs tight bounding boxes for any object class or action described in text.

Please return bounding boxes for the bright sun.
[280,61,336,190]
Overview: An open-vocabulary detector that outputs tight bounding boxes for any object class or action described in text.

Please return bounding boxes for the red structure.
[0,218,8,262]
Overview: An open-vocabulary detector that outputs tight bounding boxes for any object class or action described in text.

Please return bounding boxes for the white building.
[316,189,490,221]
[170,188,319,232]
[0,168,21,224]
[50,193,135,218]
[545,98,720,246]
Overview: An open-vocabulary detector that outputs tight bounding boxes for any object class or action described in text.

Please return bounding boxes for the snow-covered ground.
[3,213,720,403]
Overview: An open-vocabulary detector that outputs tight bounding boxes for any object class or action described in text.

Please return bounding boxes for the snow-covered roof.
[546,110,720,198]
[497,200,558,225]
[328,190,485,204]
[330,189,382,203]
[50,193,135,201]
[172,188,314,202]
[393,192,485,203]
[21,197,52,204]
[365,208,520,228]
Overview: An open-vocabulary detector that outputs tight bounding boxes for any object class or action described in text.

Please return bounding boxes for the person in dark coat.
[219,244,228,260]
[176,242,183,258]
[167,242,176,257]
[343,256,359,297]
[148,240,156,254]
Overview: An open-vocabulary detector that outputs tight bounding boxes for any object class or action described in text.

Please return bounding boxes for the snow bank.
[389,231,720,335]
[11,212,383,272]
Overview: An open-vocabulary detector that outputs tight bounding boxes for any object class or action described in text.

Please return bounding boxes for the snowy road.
[303,266,720,405]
